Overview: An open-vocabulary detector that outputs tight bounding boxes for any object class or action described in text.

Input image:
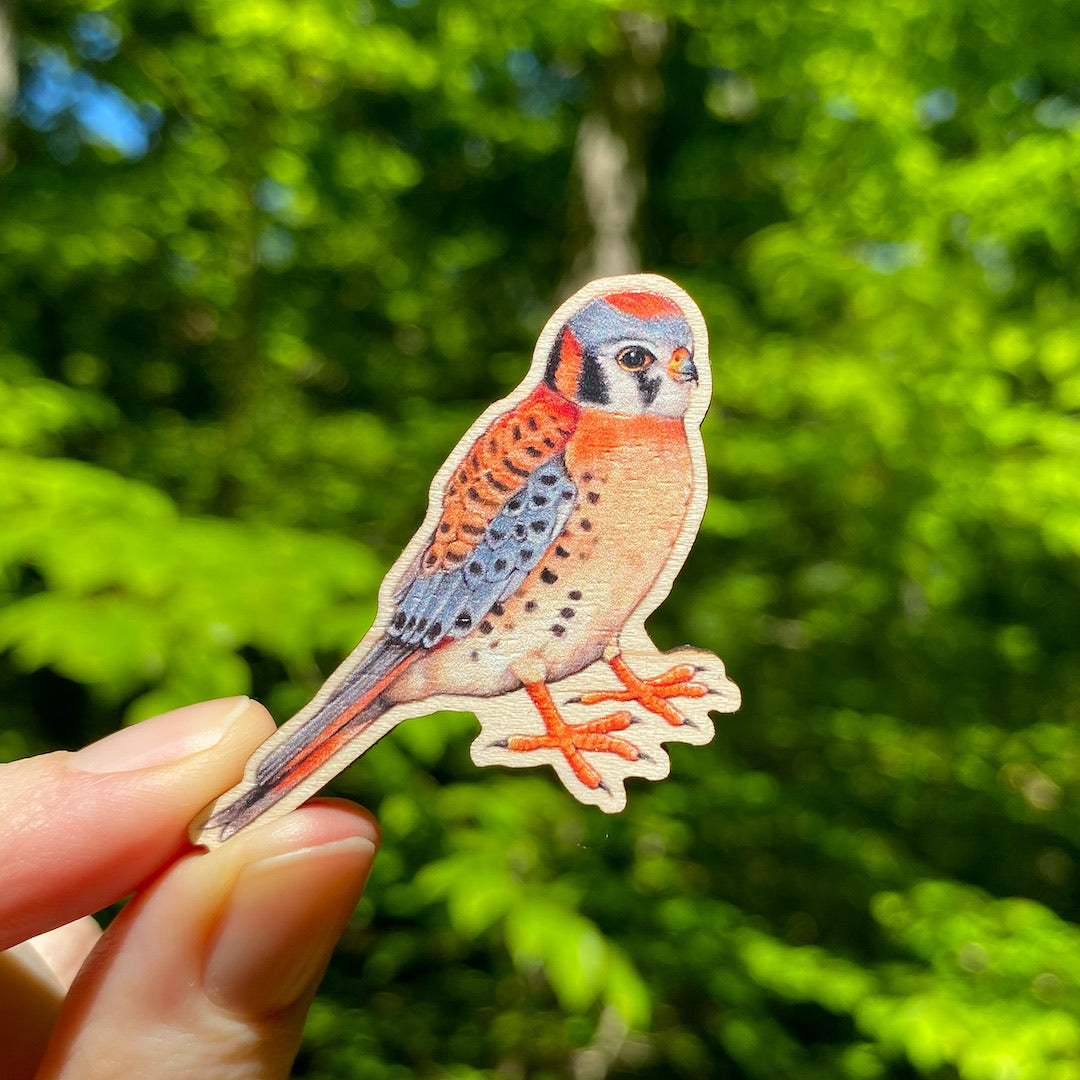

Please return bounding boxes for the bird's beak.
[669,347,698,384]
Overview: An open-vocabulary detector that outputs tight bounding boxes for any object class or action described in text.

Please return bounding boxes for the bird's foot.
[500,684,644,790]
[576,654,708,727]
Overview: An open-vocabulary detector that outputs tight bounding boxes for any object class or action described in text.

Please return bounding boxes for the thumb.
[36,801,379,1080]
[0,697,276,950]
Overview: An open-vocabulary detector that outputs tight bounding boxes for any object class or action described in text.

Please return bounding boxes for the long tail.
[193,638,419,845]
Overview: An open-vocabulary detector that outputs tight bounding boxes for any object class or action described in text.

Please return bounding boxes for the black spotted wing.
[389,454,577,647]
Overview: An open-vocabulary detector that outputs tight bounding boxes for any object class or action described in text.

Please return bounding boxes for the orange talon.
[649,663,699,686]
[503,684,642,789]
[578,654,708,727]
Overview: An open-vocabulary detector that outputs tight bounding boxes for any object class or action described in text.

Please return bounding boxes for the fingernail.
[70,697,254,774]
[202,836,376,1016]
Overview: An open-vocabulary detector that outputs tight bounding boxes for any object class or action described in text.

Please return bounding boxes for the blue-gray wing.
[389,453,577,648]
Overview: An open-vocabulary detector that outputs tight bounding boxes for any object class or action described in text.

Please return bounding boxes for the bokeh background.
[4,1,1080,1076]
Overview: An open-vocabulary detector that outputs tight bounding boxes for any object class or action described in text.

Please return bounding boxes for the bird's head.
[544,289,699,418]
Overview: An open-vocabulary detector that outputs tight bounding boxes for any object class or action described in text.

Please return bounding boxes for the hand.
[0,697,379,1080]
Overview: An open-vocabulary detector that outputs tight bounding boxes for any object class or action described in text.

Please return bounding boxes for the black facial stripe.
[578,350,610,405]
[544,328,565,389]
[636,372,663,406]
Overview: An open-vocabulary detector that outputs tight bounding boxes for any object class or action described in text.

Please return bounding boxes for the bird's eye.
[616,345,656,372]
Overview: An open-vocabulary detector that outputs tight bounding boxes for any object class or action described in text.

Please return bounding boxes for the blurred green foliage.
[3,0,1080,1076]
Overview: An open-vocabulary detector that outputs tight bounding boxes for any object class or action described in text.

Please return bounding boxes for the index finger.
[0,698,275,951]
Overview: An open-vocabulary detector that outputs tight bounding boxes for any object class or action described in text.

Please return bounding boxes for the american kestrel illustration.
[192,274,740,847]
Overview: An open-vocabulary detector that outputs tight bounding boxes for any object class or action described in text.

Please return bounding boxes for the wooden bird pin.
[191,274,740,847]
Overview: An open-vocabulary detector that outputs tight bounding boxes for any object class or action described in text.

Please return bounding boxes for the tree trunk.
[562,13,668,292]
